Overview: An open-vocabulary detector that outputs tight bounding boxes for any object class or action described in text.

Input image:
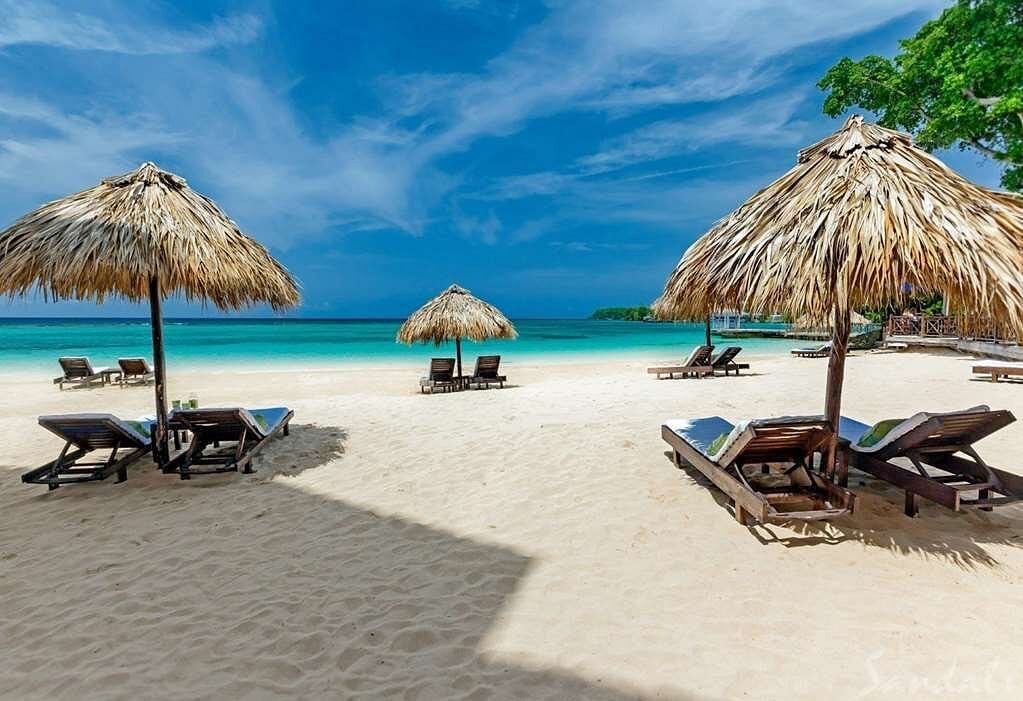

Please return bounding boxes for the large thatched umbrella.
[397,284,517,379]
[0,162,299,463]
[656,116,1023,464]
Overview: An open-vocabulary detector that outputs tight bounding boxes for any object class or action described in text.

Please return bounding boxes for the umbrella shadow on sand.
[3,426,698,700]
[665,450,1022,569]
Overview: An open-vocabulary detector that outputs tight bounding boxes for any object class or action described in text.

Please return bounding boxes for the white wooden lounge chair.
[972,361,1023,383]
[839,407,1023,516]
[53,357,116,390]
[163,407,294,479]
[661,416,855,524]
[22,414,153,489]
[647,345,714,379]
[790,343,831,358]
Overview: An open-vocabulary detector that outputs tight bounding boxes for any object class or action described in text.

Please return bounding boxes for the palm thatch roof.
[655,116,1023,331]
[0,162,299,310]
[397,284,517,345]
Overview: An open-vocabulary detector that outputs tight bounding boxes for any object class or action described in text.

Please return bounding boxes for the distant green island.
[590,306,652,321]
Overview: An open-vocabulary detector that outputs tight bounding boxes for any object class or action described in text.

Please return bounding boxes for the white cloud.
[0,1,262,54]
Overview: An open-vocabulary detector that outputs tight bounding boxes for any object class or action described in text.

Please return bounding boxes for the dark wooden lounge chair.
[468,355,506,389]
[661,416,855,524]
[790,343,831,358]
[972,362,1023,383]
[647,345,714,379]
[163,407,294,479]
[22,414,153,489]
[420,358,457,393]
[53,357,116,390]
[710,346,749,376]
[839,407,1023,516]
[117,357,155,386]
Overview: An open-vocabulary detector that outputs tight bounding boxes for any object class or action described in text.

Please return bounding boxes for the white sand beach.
[2,349,1022,700]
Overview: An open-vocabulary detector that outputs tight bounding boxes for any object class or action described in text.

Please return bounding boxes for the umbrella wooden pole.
[824,300,851,484]
[455,337,463,379]
[704,314,712,347]
[148,275,169,466]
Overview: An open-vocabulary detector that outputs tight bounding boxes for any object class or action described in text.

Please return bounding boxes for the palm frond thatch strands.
[397,284,517,346]
[0,162,299,465]
[397,284,517,380]
[654,116,1023,329]
[654,115,1023,476]
[0,162,299,310]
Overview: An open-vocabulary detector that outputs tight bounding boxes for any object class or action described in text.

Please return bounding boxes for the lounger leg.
[48,483,59,491]
[673,450,681,468]
[904,491,918,517]
[283,422,290,437]
[979,488,992,512]
[735,503,749,525]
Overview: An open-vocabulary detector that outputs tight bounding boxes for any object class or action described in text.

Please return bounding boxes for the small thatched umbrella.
[0,162,299,463]
[397,284,517,379]
[656,116,1023,466]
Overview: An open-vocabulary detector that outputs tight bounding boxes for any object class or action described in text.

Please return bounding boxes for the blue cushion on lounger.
[247,407,290,435]
[665,416,735,459]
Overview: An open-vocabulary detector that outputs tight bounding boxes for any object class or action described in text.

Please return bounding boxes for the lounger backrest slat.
[174,408,266,440]
[119,358,151,374]
[876,410,1015,458]
[429,358,455,381]
[59,357,95,379]
[719,420,830,467]
[683,345,713,368]
[712,347,742,367]
[38,415,149,450]
[474,355,501,377]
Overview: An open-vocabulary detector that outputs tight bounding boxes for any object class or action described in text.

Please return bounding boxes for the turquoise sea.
[0,318,798,371]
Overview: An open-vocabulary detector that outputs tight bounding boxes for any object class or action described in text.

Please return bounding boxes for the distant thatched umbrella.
[0,162,299,463]
[397,284,517,378]
[655,116,1023,465]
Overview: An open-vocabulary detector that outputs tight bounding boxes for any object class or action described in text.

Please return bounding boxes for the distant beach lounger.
[661,416,855,524]
[468,355,506,389]
[647,345,714,379]
[163,407,294,479]
[710,346,749,376]
[972,362,1023,383]
[117,357,155,386]
[53,357,117,390]
[839,406,1023,517]
[22,414,153,489]
[420,358,457,393]
[790,343,831,358]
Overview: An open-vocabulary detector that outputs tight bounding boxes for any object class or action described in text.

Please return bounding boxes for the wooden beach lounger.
[420,358,457,393]
[972,362,1023,383]
[661,416,855,524]
[790,343,831,358]
[468,355,506,389]
[117,357,155,386]
[53,357,116,390]
[22,414,153,489]
[710,346,749,376]
[838,407,1023,517]
[647,345,714,379]
[163,407,294,479]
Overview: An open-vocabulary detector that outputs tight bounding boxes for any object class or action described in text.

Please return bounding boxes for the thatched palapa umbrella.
[0,162,299,463]
[655,116,1023,464]
[397,284,517,379]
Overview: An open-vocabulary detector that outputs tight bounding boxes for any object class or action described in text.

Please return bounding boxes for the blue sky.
[0,0,1005,318]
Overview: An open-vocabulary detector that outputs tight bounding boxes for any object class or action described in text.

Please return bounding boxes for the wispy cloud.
[0,1,262,54]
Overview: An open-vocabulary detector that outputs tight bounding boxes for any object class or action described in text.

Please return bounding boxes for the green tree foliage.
[590,306,651,321]
[819,0,1023,190]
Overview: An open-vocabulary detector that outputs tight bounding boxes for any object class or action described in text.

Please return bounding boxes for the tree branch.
[963,87,1002,108]
[968,138,1011,161]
